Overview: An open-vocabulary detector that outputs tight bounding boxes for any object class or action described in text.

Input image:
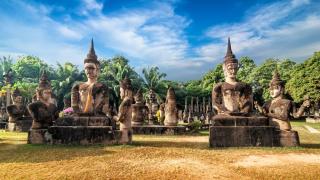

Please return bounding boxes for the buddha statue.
[256,70,310,131]
[147,89,158,124]
[212,38,253,116]
[164,87,178,126]
[71,39,109,116]
[117,77,133,144]
[7,88,29,123]
[28,72,58,129]
[131,89,148,126]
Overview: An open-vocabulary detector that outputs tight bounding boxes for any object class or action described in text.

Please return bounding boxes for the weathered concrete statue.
[71,39,109,116]
[7,88,29,123]
[28,72,58,129]
[256,70,310,131]
[159,103,165,125]
[132,89,148,126]
[164,87,178,126]
[212,38,252,116]
[117,77,133,144]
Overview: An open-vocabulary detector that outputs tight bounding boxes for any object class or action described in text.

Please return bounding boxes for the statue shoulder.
[72,82,82,90]
[213,82,223,91]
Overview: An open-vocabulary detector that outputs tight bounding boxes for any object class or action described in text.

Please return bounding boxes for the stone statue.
[256,70,310,131]
[3,68,14,85]
[28,72,58,129]
[6,88,29,123]
[164,87,178,126]
[147,89,158,124]
[131,89,148,126]
[159,103,165,125]
[212,38,252,116]
[117,77,133,144]
[71,39,109,116]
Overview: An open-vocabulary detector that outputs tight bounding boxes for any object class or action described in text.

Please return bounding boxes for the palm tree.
[142,66,167,101]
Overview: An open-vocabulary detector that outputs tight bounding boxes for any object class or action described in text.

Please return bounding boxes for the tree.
[237,56,256,83]
[286,52,320,103]
[200,63,224,94]
[12,56,53,83]
[141,66,167,101]
[0,56,14,85]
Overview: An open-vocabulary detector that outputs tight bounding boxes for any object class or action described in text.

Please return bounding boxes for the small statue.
[212,38,252,116]
[164,87,178,126]
[28,72,58,129]
[147,89,158,124]
[3,68,14,85]
[6,88,29,123]
[255,70,310,131]
[159,103,165,125]
[71,39,109,116]
[131,89,148,126]
[117,77,133,144]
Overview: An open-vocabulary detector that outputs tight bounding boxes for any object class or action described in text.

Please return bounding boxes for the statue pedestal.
[28,129,49,144]
[132,125,186,135]
[8,118,33,132]
[209,115,276,147]
[48,126,120,145]
[273,130,300,147]
[306,117,320,123]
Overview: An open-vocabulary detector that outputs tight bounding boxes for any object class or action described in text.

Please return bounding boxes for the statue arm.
[6,105,19,118]
[293,100,310,118]
[71,83,80,113]
[118,99,131,123]
[240,85,253,114]
[212,84,228,113]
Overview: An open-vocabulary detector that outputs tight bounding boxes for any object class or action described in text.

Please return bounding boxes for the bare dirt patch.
[235,153,320,167]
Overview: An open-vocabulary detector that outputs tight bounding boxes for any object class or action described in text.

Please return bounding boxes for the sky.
[0,0,320,81]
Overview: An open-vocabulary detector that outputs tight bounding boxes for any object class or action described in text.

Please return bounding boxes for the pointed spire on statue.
[270,68,284,87]
[84,38,99,65]
[224,37,238,64]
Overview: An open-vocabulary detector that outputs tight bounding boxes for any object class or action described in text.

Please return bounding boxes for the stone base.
[132,125,186,135]
[212,115,269,126]
[7,122,16,131]
[274,130,300,147]
[28,129,50,144]
[306,117,320,123]
[54,116,116,129]
[15,119,33,132]
[209,126,275,147]
[132,121,144,126]
[47,126,121,145]
[0,122,7,129]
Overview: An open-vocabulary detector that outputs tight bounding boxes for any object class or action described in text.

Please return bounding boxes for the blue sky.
[0,0,320,81]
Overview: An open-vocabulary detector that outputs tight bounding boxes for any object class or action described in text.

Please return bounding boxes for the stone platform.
[0,122,7,129]
[209,126,276,147]
[274,130,300,147]
[212,115,269,126]
[54,115,115,128]
[7,118,33,132]
[132,125,187,135]
[306,117,320,123]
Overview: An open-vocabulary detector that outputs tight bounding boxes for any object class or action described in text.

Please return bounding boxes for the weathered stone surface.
[273,130,300,147]
[13,118,32,132]
[132,125,186,135]
[28,129,50,144]
[209,126,275,147]
[48,126,120,145]
[212,115,269,126]
[54,116,115,128]
[7,122,16,131]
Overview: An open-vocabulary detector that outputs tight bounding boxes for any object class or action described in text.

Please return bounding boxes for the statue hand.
[302,100,311,108]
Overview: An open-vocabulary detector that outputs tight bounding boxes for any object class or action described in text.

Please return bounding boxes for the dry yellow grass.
[0,121,320,180]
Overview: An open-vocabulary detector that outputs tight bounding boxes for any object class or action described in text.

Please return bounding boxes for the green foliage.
[12,56,53,83]
[13,81,38,102]
[0,56,14,85]
[141,66,167,102]
[237,56,256,83]
[286,52,320,103]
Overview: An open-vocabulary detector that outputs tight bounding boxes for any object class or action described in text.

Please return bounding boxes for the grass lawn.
[0,120,320,179]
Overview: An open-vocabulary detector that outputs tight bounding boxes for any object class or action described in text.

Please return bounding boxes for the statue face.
[270,85,283,98]
[223,63,238,79]
[41,89,52,101]
[84,63,99,80]
[14,96,23,104]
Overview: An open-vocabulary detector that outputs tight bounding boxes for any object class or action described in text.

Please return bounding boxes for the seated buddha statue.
[212,38,253,116]
[7,88,30,123]
[71,39,109,116]
[28,72,58,129]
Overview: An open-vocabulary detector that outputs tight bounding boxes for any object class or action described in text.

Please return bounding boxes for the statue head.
[84,39,100,81]
[134,89,143,103]
[223,38,239,80]
[36,71,52,103]
[269,69,285,98]
[12,88,23,105]
[166,87,176,102]
[120,76,133,100]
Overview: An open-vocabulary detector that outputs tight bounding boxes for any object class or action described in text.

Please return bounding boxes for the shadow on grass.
[0,142,115,164]
[300,143,320,149]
